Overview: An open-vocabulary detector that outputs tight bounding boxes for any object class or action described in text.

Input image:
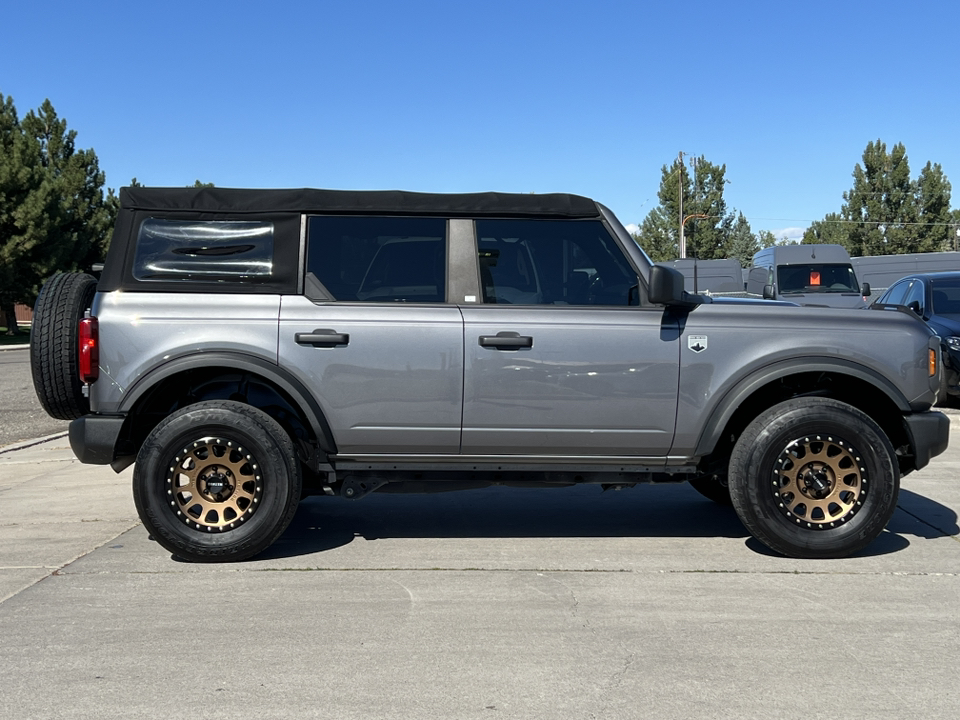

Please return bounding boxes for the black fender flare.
[692,357,912,457]
[118,351,338,456]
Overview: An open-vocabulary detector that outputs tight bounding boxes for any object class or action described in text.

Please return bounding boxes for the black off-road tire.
[133,401,303,562]
[728,397,899,559]
[30,272,98,420]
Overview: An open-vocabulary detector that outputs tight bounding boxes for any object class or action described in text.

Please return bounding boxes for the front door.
[460,219,679,458]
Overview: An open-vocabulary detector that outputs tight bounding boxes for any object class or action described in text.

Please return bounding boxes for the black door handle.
[295,329,350,347]
[478,333,533,350]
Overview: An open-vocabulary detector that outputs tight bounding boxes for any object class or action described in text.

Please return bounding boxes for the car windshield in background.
[777,263,860,294]
[931,279,960,315]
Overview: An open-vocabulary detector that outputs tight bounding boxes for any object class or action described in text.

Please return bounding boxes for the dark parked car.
[873,272,960,404]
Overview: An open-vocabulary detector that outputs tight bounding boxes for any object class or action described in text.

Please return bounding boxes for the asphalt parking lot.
[1,418,958,719]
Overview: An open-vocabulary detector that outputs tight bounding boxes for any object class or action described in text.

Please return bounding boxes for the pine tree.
[729,212,758,267]
[0,94,116,334]
[811,140,955,257]
[915,161,952,252]
[635,155,735,261]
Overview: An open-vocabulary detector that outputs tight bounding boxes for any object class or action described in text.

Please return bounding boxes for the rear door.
[279,216,463,456]
[460,219,680,458]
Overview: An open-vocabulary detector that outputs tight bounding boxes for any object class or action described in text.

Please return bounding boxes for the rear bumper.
[68,415,126,465]
[903,411,950,471]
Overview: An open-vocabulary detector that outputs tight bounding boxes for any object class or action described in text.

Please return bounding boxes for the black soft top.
[119,187,601,219]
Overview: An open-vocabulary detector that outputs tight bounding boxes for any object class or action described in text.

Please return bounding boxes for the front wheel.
[133,401,302,562]
[728,397,899,559]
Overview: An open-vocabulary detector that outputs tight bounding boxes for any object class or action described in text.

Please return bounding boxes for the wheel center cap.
[801,465,833,499]
[198,468,234,502]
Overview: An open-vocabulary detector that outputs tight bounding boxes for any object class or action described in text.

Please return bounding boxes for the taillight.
[78,316,99,383]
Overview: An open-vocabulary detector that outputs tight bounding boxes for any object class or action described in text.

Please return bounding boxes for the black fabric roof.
[119,187,601,219]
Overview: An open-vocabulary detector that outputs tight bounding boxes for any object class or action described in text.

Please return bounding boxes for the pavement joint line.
[896,504,960,542]
[51,567,960,577]
[0,432,69,456]
[0,520,140,606]
[0,566,60,570]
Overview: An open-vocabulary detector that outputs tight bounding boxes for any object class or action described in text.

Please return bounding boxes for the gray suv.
[30,187,949,562]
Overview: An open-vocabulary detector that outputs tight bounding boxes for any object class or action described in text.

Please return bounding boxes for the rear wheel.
[728,397,899,559]
[30,272,98,420]
[133,401,302,562]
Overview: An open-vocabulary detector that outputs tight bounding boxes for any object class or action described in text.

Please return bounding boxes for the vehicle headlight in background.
[946,337,960,352]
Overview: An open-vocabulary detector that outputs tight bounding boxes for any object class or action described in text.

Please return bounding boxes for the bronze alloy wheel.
[728,397,898,559]
[167,437,263,532]
[772,434,866,530]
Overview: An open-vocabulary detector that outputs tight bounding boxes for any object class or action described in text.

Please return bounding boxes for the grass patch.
[0,326,31,346]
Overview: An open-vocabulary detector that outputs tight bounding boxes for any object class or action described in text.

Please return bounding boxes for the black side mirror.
[762,284,775,300]
[908,300,922,316]
[861,282,871,297]
[648,266,700,308]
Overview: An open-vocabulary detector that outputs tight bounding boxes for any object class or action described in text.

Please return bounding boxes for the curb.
[0,431,70,456]
[0,344,29,351]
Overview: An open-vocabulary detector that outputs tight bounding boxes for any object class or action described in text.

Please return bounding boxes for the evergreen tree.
[729,212,758,267]
[915,161,952,252]
[801,213,850,250]
[635,154,735,261]
[0,94,116,334]
[842,140,916,255]
[757,229,778,249]
[809,140,955,257]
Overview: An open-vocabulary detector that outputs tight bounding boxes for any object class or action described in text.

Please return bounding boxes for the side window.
[902,280,925,312]
[474,220,637,306]
[306,216,447,303]
[133,219,274,282]
[881,280,911,306]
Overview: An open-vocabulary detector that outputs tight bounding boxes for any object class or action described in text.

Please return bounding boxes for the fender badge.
[688,335,708,353]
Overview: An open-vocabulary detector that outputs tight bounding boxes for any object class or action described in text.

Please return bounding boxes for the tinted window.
[903,280,924,312]
[475,220,637,306]
[307,216,446,303]
[134,219,274,281]
[880,279,911,306]
[777,263,859,294]
[931,280,960,314]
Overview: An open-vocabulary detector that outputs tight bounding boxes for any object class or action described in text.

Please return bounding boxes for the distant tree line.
[634,141,960,266]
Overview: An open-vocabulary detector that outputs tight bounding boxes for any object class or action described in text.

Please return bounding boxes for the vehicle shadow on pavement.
[744,488,960,558]
[893,488,960,537]
[258,483,745,559]
[257,484,958,561]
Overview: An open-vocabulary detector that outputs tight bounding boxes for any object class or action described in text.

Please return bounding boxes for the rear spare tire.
[30,272,98,420]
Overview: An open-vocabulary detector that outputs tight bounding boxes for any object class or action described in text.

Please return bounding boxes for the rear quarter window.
[133,219,275,282]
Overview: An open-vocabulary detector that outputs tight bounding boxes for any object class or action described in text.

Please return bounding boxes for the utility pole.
[678,151,685,258]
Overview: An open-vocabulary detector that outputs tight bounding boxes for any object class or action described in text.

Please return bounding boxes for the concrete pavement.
[0,347,70,446]
[0,431,958,719]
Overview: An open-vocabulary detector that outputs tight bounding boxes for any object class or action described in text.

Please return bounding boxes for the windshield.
[777,263,860,294]
[931,280,960,314]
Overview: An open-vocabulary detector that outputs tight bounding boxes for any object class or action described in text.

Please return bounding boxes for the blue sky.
[2,0,958,242]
